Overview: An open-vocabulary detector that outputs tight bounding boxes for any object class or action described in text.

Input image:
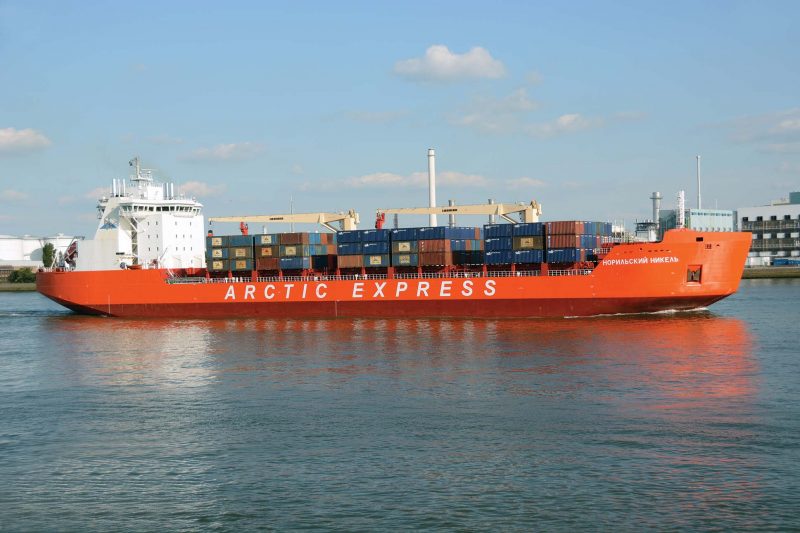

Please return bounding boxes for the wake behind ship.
[37,157,751,318]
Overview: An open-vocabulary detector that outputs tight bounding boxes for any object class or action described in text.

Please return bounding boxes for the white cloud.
[506,177,547,189]
[181,142,265,162]
[303,170,490,191]
[394,45,506,82]
[724,108,800,149]
[345,110,409,124]
[451,88,539,133]
[0,128,52,154]
[85,187,109,199]
[177,181,226,197]
[524,113,603,138]
[1,189,28,200]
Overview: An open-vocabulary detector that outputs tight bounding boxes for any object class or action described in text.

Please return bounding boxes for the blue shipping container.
[484,224,513,238]
[390,227,420,241]
[336,230,362,243]
[485,250,514,265]
[362,241,390,254]
[512,223,544,237]
[337,243,363,255]
[360,229,391,242]
[546,248,586,263]
[513,250,544,263]
[229,235,254,247]
[452,251,484,265]
[280,257,312,270]
[485,237,513,251]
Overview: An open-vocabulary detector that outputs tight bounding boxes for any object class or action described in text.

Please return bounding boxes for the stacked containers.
[336,230,364,269]
[360,229,391,268]
[228,234,255,272]
[390,228,419,267]
[206,235,230,272]
[253,233,281,270]
[483,224,514,265]
[309,233,338,271]
[544,221,612,263]
[511,222,544,264]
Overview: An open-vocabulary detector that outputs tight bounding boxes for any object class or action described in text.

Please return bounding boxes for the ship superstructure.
[75,157,205,271]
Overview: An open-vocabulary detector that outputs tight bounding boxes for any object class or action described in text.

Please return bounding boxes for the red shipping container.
[418,239,452,253]
[337,255,364,268]
[280,232,311,245]
[545,221,584,235]
[419,251,454,266]
[256,257,280,270]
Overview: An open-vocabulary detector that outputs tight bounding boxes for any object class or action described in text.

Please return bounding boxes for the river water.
[1,279,798,530]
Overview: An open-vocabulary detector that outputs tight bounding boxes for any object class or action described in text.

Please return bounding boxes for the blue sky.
[1,0,798,236]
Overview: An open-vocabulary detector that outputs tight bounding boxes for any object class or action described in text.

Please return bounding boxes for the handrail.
[165,268,594,285]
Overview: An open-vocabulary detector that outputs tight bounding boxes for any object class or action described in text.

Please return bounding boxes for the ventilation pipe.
[677,190,686,229]
[650,192,662,229]
[428,148,437,227]
[696,155,702,210]
[448,199,456,227]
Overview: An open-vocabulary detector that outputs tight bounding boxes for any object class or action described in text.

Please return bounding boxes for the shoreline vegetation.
[1,267,798,293]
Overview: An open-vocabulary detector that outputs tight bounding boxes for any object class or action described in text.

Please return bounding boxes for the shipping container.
[484,250,514,265]
[419,251,453,266]
[231,259,253,271]
[337,255,364,268]
[513,250,544,263]
[511,223,544,237]
[484,224,514,238]
[230,246,253,259]
[256,245,280,257]
[362,241,391,254]
[229,235,254,247]
[485,237,513,252]
[253,234,281,246]
[364,254,390,267]
[546,248,587,263]
[336,230,362,243]
[280,232,311,245]
[209,248,229,259]
[391,253,419,267]
[279,256,311,270]
[545,221,585,235]
[255,257,280,270]
[390,227,419,241]
[512,236,544,250]
[279,244,311,257]
[337,243,363,255]
[208,259,229,271]
[312,254,338,270]
[546,235,600,249]
[450,239,484,252]
[418,239,452,253]
[452,251,484,265]
[206,235,229,248]
[307,232,337,245]
[391,240,419,253]
[360,229,390,242]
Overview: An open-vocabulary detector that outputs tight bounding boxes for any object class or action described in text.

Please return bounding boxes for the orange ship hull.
[36,230,751,318]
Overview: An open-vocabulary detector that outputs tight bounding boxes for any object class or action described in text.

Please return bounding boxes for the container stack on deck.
[206,220,615,277]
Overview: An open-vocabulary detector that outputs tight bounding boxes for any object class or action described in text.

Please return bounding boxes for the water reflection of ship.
[48,313,755,403]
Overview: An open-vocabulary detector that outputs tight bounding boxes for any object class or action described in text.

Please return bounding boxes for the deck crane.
[208,209,360,233]
[375,201,542,226]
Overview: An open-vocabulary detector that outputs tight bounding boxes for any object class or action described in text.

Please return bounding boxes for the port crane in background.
[209,209,360,234]
[375,200,543,227]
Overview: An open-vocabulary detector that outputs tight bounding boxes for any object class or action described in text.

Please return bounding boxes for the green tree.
[8,268,36,283]
[42,243,55,268]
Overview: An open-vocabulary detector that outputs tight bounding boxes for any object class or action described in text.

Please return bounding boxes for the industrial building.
[738,192,800,266]
[0,234,81,280]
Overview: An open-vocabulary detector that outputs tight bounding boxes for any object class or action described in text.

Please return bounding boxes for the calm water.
[1,280,799,531]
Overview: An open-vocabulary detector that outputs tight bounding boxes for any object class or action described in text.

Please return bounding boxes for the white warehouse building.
[738,192,800,266]
[0,234,81,268]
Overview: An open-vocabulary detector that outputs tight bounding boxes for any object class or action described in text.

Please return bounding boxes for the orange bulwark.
[37,230,751,319]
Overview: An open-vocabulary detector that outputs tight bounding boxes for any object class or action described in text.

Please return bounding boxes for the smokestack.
[677,190,685,229]
[428,148,437,226]
[696,155,702,210]
[650,191,662,228]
